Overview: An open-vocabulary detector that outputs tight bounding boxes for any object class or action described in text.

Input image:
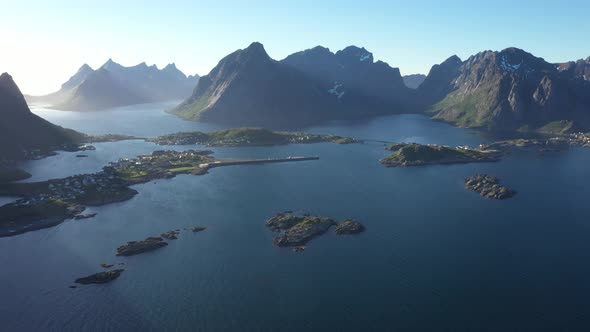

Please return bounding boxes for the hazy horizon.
[2,0,590,95]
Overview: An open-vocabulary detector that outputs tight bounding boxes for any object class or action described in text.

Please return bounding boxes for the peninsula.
[0,150,319,237]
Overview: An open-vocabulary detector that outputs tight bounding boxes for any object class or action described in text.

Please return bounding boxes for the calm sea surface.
[1,104,590,331]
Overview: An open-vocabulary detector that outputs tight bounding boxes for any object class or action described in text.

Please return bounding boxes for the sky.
[2,0,590,95]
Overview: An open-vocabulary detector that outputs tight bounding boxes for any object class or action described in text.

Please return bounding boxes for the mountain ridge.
[27,60,199,111]
[170,42,416,127]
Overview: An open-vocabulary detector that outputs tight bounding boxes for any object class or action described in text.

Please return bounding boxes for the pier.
[199,156,319,169]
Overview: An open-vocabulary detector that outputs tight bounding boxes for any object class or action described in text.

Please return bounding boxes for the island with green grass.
[380,143,502,167]
[146,127,357,147]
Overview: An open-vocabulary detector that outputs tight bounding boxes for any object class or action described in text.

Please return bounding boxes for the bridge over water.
[199,156,319,169]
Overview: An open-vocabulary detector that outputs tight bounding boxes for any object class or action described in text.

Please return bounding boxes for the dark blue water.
[1,105,590,331]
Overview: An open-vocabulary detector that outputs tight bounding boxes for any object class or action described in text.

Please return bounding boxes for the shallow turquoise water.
[1,105,590,331]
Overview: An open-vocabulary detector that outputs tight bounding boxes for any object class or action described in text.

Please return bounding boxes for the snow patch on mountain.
[499,55,522,72]
[328,82,345,99]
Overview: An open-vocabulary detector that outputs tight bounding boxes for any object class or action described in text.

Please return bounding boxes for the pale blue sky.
[2,0,589,95]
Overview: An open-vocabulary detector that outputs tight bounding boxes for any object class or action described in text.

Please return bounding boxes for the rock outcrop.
[464,174,516,199]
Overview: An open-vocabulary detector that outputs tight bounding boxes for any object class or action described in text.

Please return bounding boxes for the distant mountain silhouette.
[170,42,415,127]
[27,60,199,111]
[403,74,426,89]
[0,73,83,160]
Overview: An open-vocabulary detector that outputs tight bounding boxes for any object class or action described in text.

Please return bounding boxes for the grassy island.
[380,143,502,167]
[147,128,357,147]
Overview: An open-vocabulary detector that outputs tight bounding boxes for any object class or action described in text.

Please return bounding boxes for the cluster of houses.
[570,132,590,146]
[106,150,211,176]
[14,171,118,208]
[11,149,213,209]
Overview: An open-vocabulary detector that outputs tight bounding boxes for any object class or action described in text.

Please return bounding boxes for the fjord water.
[2,104,590,331]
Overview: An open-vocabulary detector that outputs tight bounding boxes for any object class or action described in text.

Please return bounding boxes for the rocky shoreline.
[464,174,516,200]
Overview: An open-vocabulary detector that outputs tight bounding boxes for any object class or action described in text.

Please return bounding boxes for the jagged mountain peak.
[244,42,269,56]
[309,45,331,53]
[0,72,84,159]
[336,46,373,63]
[215,42,273,72]
[78,63,94,72]
[0,72,16,87]
[164,63,178,71]
[441,55,463,66]
[0,72,28,110]
[100,58,123,70]
[59,64,95,91]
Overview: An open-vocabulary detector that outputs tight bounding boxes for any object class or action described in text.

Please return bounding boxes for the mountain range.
[0,73,83,160]
[419,48,590,133]
[169,42,415,127]
[14,42,590,134]
[27,60,199,111]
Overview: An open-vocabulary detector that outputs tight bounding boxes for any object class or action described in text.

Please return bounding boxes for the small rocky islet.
[73,227,207,287]
[117,226,207,256]
[265,212,365,250]
[160,230,180,240]
[464,174,516,200]
[334,220,366,234]
[74,269,124,285]
[186,226,207,232]
[116,237,169,256]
